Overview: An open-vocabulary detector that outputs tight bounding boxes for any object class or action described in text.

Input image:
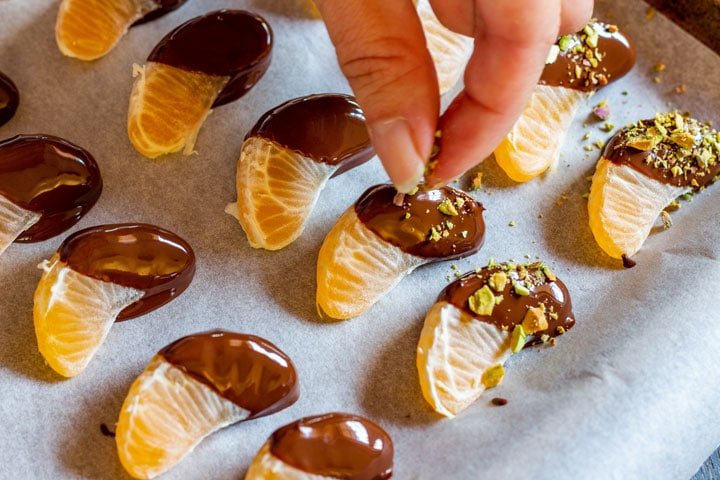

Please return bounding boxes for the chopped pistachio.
[481,364,505,388]
[583,132,591,140]
[545,44,560,64]
[428,226,441,242]
[461,231,468,238]
[512,280,530,296]
[510,325,527,354]
[522,307,549,335]
[488,272,508,292]
[468,285,496,316]
[437,198,459,216]
[454,197,466,209]
[494,295,504,305]
[404,212,411,219]
[542,267,557,282]
[558,35,573,52]
[540,334,550,343]
[604,122,615,132]
[446,220,454,230]
[669,131,696,149]
[508,220,516,227]
[653,63,666,72]
[661,210,673,229]
[407,186,419,196]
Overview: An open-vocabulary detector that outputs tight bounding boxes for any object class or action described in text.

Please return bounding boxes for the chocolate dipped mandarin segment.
[248,94,373,171]
[117,331,298,479]
[246,413,393,479]
[229,93,375,250]
[55,0,189,60]
[128,10,273,158]
[147,9,273,107]
[0,71,19,127]
[355,184,485,260]
[316,184,485,320]
[0,134,102,243]
[59,223,195,320]
[541,20,635,91]
[159,331,299,418]
[417,261,576,417]
[589,113,720,259]
[494,19,635,183]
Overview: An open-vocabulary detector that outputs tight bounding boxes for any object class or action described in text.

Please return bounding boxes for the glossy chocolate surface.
[248,94,374,175]
[59,223,195,320]
[603,115,720,188]
[160,331,299,417]
[355,184,484,259]
[0,134,101,242]
[270,413,393,480]
[439,262,575,345]
[132,0,188,26]
[541,21,635,91]
[0,71,19,127]
[147,9,272,107]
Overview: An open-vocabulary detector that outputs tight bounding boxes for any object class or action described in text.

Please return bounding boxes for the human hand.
[313,0,593,192]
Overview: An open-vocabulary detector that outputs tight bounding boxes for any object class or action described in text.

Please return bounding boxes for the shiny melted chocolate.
[270,413,393,480]
[355,184,484,259]
[248,94,374,175]
[540,21,635,91]
[147,9,273,107]
[58,223,195,320]
[603,116,720,189]
[438,262,575,345]
[0,134,101,242]
[159,331,299,417]
[132,0,188,26]
[0,71,19,127]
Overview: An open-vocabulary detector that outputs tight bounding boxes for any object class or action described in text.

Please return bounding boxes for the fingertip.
[369,117,428,193]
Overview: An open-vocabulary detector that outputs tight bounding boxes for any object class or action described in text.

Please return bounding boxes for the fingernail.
[369,117,426,193]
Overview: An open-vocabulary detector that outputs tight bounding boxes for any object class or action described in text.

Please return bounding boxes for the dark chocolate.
[0,134,101,242]
[355,184,484,259]
[603,115,720,189]
[269,413,393,480]
[147,9,273,107]
[0,71,19,127]
[248,94,374,175]
[438,262,575,346]
[540,21,635,91]
[159,331,299,418]
[132,0,188,26]
[58,223,195,320]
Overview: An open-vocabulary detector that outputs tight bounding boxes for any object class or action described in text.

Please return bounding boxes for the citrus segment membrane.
[33,254,144,378]
[0,194,40,257]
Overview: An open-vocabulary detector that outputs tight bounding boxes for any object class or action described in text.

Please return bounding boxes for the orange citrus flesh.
[494,85,591,182]
[33,253,145,378]
[128,62,227,159]
[55,0,148,60]
[588,157,688,259]
[316,207,425,320]
[417,301,511,417]
[417,0,472,95]
[116,355,249,479]
[227,136,336,251]
[0,194,41,257]
[245,442,312,480]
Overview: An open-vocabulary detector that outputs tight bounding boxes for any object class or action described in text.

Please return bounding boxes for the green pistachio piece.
[468,285,495,316]
[437,198,459,216]
[510,325,526,354]
[558,35,573,52]
[488,272,508,292]
[512,280,530,296]
[481,363,505,388]
[545,44,560,64]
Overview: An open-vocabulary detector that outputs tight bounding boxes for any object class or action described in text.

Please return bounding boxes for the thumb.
[314,0,439,192]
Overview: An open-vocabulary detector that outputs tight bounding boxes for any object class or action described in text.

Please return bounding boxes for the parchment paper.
[1,0,719,478]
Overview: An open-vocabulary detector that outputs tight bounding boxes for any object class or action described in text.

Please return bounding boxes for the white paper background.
[1,0,719,478]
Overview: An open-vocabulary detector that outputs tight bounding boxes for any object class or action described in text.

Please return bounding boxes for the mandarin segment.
[588,157,687,259]
[127,62,227,158]
[33,254,144,377]
[116,356,249,479]
[494,86,590,182]
[0,194,40,257]
[417,301,511,417]
[316,207,425,320]
[228,136,334,250]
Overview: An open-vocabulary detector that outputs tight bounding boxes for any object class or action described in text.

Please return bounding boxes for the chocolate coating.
[0,71,19,127]
[355,184,484,259]
[159,331,299,417]
[132,0,188,26]
[59,223,195,320]
[0,134,101,242]
[269,413,393,480]
[541,21,635,91]
[147,9,272,107]
[438,262,575,345]
[248,94,374,175]
[603,116,720,189]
